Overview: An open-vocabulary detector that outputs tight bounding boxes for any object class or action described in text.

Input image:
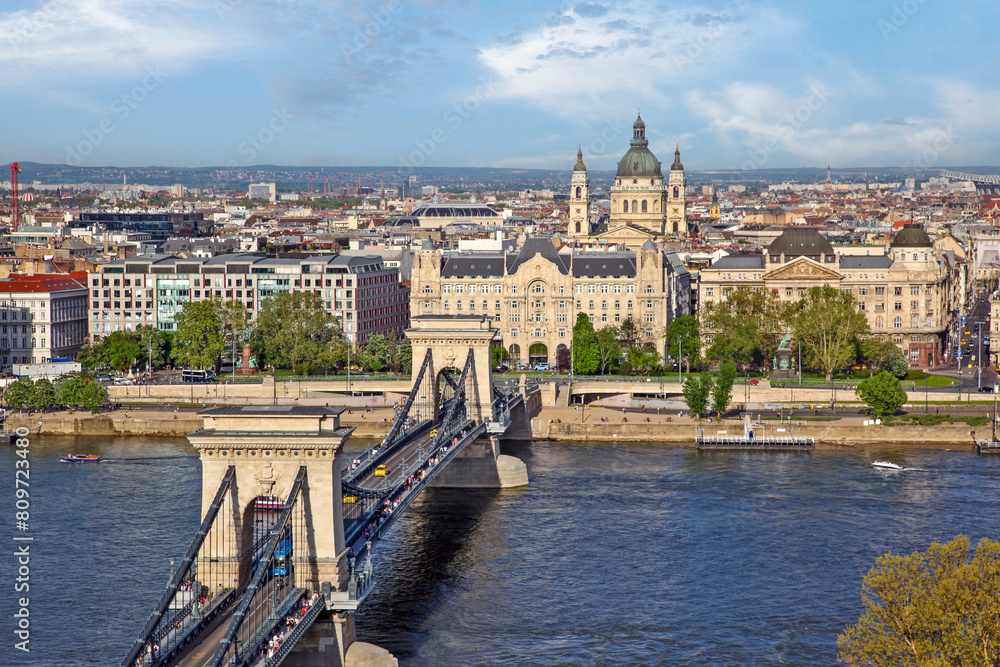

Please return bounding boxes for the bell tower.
[667,145,686,235]
[568,146,590,238]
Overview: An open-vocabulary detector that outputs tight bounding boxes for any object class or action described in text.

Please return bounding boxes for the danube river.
[2,435,999,666]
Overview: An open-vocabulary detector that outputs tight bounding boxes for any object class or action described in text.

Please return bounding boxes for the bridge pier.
[429,434,528,488]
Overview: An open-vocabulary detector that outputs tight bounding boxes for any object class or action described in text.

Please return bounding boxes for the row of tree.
[701,284,909,379]
[680,362,738,417]
[79,292,413,376]
[3,374,108,413]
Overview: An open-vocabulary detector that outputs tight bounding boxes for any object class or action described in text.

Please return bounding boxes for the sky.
[2,0,999,172]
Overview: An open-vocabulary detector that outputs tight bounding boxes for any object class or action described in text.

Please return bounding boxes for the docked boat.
[871,460,902,470]
[60,454,100,463]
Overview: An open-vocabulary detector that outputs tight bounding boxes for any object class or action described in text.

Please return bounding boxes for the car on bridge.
[374,464,388,476]
[430,429,439,438]
[343,494,358,503]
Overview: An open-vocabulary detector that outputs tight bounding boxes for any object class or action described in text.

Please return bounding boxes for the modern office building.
[89,253,409,345]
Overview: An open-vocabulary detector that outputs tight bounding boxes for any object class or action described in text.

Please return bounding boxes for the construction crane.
[10,162,21,233]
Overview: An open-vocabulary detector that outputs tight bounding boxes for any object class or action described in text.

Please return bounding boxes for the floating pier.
[696,414,814,451]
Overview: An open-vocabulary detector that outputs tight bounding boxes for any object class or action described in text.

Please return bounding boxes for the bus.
[181,369,216,383]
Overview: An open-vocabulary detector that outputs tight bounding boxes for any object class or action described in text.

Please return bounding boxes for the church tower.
[667,145,686,235]
[709,188,720,220]
[568,147,590,238]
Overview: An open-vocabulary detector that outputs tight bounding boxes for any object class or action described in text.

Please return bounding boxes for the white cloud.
[0,0,243,85]
[478,0,796,122]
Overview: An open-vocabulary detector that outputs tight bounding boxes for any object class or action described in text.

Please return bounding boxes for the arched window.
[623,200,629,213]
[641,200,648,213]
[876,315,884,328]
[673,186,679,198]
[575,221,581,233]
[632,199,638,212]
[912,253,918,261]
[894,316,902,329]
[575,186,582,198]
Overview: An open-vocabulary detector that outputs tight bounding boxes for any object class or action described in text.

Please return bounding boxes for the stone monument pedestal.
[772,347,796,380]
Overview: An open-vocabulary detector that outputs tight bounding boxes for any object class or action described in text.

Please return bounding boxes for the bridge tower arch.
[406,314,498,424]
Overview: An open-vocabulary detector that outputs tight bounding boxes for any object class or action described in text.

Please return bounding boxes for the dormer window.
[633,178,637,184]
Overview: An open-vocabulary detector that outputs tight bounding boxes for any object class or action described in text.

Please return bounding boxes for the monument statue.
[778,330,792,350]
[773,330,795,379]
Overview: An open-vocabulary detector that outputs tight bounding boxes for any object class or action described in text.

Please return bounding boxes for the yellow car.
[343,495,358,504]
[374,464,387,477]
[429,429,438,438]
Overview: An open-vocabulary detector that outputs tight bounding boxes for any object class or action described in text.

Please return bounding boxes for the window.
[531,283,545,294]
[859,302,866,311]
[588,285,595,294]
[893,287,902,296]
[894,302,902,311]
[910,315,918,327]
[482,301,488,310]
[443,285,451,294]
[875,287,885,296]
[614,300,620,309]
[644,285,654,294]
[444,301,450,309]
[705,288,714,297]
[495,301,501,310]
[559,328,566,337]
[858,287,868,296]
[894,316,902,329]
[601,300,607,309]
[601,284,609,294]
[910,349,920,362]
[576,285,584,294]
[910,301,918,310]
[643,313,655,323]
[614,285,622,294]
[910,286,920,295]
[626,285,635,294]
[588,300,595,309]
[601,313,608,322]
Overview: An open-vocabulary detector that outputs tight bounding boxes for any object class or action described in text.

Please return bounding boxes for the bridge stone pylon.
[405,314,498,424]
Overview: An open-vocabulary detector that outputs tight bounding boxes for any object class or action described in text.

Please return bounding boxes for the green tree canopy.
[103,331,143,371]
[57,375,89,407]
[711,361,738,416]
[136,325,168,370]
[792,285,870,381]
[664,315,700,368]
[251,291,341,371]
[702,286,786,365]
[30,378,57,411]
[856,371,908,417]
[682,373,713,417]
[4,377,35,410]
[618,318,645,354]
[595,326,622,374]
[572,313,599,375]
[173,300,224,369]
[627,345,661,376]
[79,381,107,413]
[838,535,1000,667]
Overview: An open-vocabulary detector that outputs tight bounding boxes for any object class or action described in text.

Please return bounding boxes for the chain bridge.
[122,315,533,667]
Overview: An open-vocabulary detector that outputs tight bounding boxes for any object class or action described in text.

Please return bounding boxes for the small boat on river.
[871,460,902,470]
[60,454,100,463]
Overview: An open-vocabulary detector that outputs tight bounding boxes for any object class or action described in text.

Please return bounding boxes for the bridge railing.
[122,466,239,667]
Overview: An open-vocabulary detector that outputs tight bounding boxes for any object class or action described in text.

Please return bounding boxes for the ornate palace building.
[568,112,687,245]
[409,237,691,368]
[698,226,963,368]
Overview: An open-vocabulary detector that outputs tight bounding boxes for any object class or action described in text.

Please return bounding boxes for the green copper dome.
[616,112,663,178]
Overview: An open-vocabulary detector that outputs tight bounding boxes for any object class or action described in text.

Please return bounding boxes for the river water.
[2,436,999,666]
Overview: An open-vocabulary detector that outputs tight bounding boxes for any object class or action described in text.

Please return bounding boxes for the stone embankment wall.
[531,419,981,447]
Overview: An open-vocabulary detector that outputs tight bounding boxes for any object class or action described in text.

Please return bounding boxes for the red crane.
[10,162,21,233]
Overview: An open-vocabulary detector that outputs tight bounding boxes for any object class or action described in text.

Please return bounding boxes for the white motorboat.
[872,460,902,470]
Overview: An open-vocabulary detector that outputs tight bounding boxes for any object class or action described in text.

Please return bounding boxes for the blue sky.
[2,0,998,172]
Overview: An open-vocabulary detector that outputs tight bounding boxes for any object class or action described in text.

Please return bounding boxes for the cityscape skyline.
[2,0,999,171]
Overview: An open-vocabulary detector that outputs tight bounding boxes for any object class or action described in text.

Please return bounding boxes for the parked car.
[533,364,550,371]
[494,365,509,372]
[979,386,995,393]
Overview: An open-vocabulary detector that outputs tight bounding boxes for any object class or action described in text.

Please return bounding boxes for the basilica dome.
[616,112,663,178]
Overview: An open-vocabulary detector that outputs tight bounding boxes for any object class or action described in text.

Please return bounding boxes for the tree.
[838,535,1000,667]
[30,378,57,411]
[618,318,644,354]
[252,291,339,371]
[711,361,738,416]
[792,285,870,381]
[214,298,249,372]
[702,286,786,365]
[136,325,167,370]
[856,371,908,417]
[627,345,661,376]
[387,334,412,374]
[57,375,89,407]
[4,377,34,410]
[572,313,599,375]
[173,300,224,369]
[77,338,107,371]
[595,326,622,374]
[682,373,713,417]
[79,381,108,413]
[103,330,143,371]
[492,345,510,368]
[664,315,700,371]
[358,334,392,372]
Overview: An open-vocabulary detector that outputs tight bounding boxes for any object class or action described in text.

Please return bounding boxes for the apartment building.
[0,272,88,369]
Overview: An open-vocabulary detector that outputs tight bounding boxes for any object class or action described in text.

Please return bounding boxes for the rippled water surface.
[2,437,999,666]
